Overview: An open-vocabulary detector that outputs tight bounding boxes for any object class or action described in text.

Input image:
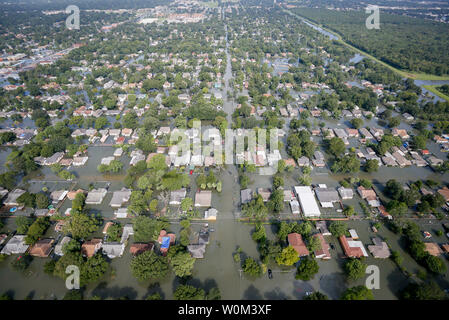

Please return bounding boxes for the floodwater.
[1,16,449,301]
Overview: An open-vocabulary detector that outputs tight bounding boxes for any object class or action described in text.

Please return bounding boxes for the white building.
[294,186,321,217]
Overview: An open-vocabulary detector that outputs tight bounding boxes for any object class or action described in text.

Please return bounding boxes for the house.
[392,151,412,167]
[438,187,449,204]
[54,220,66,232]
[121,128,133,137]
[101,156,115,166]
[188,244,206,258]
[29,239,54,257]
[102,222,114,234]
[0,187,8,200]
[85,188,108,205]
[130,243,154,256]
[157,127,171,136]
[314,188,339,208]
[359,128,374,140]
[441,244,449,254]
[368,237,391,258]
[169,189,187,205]
[338,187,354,200]
[339,235,368,258]
[44,152,64,165]
[283,190,294,202]
[424,242,443,256]
[4,189,26,206]
[101,242,125,258]
[113,148,123,157]
[257,188,271,202]
[427,156,444,167]
[284,158,296,168]
[357,186,380,207]
[312,158,325,167]
[288,233,309,257]
[158,230,176,255]
[0,234,7,246]
[73,156,88,166]
[392,128,410,140]
[59,158,73,166]
[109,188,131,208]
[114,208,128,218]
[1,235,29,255]
[349,229,359,240]
[35,209,49,217]
[316,221,331,236]
[67,189,84,201]
[346,129,359,137]
[120,224,134,243]
[378,206,393,220]
[297,156,310,167]
[410,151,427,167]
[50,190,68,204]
[434,135,448,144]
[81,239,102,258]
[289,199,300,214]
[294,186,321,217]
[313,233,331,259]
[54,236,71,256]
[204,208,217,221]
[195,190,212,207]
[382,154,397,167]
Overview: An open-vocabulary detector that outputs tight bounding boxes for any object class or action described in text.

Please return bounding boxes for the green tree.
[132,216,169,242]
[304,291,328,300]
[344,258,367,280]
[343,205,356,217]
[364,159,379,173]
[63,212,101,239]
[15,216,33,234]
[402,281,447,300]
[350,118,363,129]
[35,193,49,209]
[252,223,267,242]
[130,251,170,281]
[341,286,374,300]
[329,221,348,237]
[106,223,122,242]
[425,255,447,275]
[328,137,346,157]
[242,257,262,277]
[207,287,221,300]
[276,246,300,266]
[173,285,205,300]
[295,257,319,281]
[181,197,193,213]
[171,251,196,278]
[25,217,50,245]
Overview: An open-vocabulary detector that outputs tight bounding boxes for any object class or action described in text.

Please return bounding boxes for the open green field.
[283,7,449,81]
[200,1,219,8]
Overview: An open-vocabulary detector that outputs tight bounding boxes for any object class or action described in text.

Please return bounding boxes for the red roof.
[288,233,309,257]
[313,233,330,259]
[339,236,364,258]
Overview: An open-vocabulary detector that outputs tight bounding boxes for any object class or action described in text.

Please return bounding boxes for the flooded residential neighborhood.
[0,0,448,305]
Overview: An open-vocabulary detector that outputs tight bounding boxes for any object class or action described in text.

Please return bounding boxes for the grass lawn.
[423,85,449,102]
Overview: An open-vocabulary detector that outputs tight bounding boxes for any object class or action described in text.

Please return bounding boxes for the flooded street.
[0,6,448,302]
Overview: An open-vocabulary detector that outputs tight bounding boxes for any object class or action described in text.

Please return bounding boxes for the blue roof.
[161,236,170,249]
